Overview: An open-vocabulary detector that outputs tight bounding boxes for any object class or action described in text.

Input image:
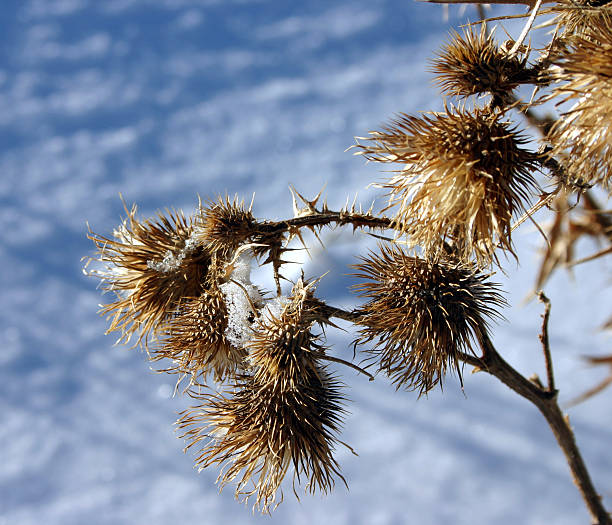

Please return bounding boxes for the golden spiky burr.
[549,20,612,190]
[87,203,210,347]
[197,195,256,257]
[153,283,247,383]
[353,244,504,395]
[178,279,347,513]
[355,105,539,265]
[431,24,532,104]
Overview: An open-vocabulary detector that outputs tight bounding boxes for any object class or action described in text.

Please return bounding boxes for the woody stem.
[324,304,610,524]
[475,332,610,525]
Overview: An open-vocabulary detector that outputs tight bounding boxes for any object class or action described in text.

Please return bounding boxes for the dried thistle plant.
[431,24,533,105]
[356,105,540,265]
[85,4,612,523]
[152,283,247,383]
[87,203,210,347]
[197,195,257,257]
[352,244,504,394]
[178,279,347,512]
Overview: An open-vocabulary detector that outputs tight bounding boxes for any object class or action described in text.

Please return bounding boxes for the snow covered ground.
[1,1,611,524]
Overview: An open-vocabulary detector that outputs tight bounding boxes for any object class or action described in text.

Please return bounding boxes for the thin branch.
[566,375,612,408]
[567,245,612,267]
[320,354,375,381]
[537,148,593,191]
[509,0,543,55]
[458,350,485,369]
[519,104,556,136]
[471,331,610,525]
[537,291,555,393]
[317,304,363,324]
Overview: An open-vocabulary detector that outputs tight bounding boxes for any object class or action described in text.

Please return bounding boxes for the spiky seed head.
[355,106,539,265]
[198,196,256,257]
[248,278,329,378]
[549,21,612,189]
[551,0,612,37]
[178,278,347,513]
[87,203,210,347]
[153,284,247,383]
[352,244,504,395]
[431,25,531,104]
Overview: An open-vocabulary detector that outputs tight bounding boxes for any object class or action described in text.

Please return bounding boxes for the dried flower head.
[178,279,347,512]
[552,0,612,37]
[153,283,247,383]
[431,25,532,104]
[353,245,504,395]
[87,203,210,346]
[198,196,256,257]
[549,21,612,189]
[356,106,539,265]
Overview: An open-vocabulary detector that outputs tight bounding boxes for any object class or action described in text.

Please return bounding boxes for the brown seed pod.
[548,20,612,190]
[178,279,348,513]
[197,195,257,257]
[153,283,247,383]
[431,24,532,104]
[87,202,210,347]
[352,244,505,395]
[355,105,540,265]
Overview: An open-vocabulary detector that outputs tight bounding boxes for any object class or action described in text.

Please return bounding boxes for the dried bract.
[551,0,612,37]
[87,203,210,346]
[356,106,539,265]
[178,279,347,513]
[431,25,531,104]
[353,245,504,395]
[549,21,612,189]
[153,283,247,383]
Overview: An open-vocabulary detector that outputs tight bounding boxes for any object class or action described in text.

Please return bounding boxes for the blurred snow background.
[1,1,610,524]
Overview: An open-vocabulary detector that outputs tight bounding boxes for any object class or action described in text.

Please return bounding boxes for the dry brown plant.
[352,245,504,394]
[178,279,348,512]
[355,105,540,265]
[85,4,612,524]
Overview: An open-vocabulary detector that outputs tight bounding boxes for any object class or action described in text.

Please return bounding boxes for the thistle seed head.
[356,106,539,265]
[88,203,210,347]
[549,21,612,189]
[153,284,247,383]
[178,278,347,513]
[431,25,531,104]
[198,196,256,257]
[352,244,504,395]
[248,278,329,380]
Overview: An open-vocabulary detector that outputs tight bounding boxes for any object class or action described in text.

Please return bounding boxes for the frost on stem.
[220,253,263,349]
